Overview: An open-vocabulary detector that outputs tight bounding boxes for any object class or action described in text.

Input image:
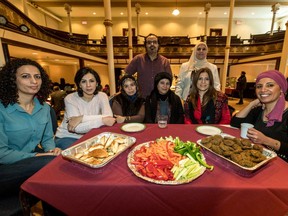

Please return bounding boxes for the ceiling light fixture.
[172,0,180,16]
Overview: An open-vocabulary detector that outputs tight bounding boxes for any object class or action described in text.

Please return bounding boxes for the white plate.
[127,142,206,185]
[196,125,222,136]
[121,123,146,133]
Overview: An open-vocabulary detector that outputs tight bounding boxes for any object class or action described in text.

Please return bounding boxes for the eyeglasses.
[197,48,207,51]
[147,40,158,45]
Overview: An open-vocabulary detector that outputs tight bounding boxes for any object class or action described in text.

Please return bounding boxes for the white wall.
[9,0,59,28]
[229,61,277,82]
[58,17,277,41]
[44,64,78,84]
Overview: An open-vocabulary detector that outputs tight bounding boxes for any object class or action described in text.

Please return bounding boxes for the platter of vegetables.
[127,136,213,185]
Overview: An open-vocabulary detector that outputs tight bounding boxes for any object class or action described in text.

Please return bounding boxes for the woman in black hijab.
[145,72,184,124]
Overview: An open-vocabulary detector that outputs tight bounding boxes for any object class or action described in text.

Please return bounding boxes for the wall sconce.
[172,0,180,16]
[19,24,30,33]
[0,15,8,25]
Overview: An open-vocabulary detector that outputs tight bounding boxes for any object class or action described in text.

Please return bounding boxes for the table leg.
[19,189,39,216]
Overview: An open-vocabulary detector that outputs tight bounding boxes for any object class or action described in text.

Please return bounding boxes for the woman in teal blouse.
[0,58,61,213]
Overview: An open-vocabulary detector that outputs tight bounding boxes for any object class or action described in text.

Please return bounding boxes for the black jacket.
[144,90,184,124]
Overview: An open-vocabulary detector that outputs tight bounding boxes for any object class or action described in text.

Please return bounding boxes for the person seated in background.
[145,72,184,124]
[50,85,66,120]
[111,75,145,123]
[102,84,110,96]
[184,67,231,124]
[55,67,115,150]
[0,58,61,213]
[231,70,288,162]
[175,41,221,101]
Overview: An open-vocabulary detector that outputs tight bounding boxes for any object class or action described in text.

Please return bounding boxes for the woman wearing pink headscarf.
[231,70,288,162]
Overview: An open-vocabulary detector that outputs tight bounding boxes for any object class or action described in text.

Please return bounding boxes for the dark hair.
[189,67,217,109]
[74,67,101,97]
[0,58,51,107]
[120,75,139,94]
[154,72,172,91]
[144,33,160,51]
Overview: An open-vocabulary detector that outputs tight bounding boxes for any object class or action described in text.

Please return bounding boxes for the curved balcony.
[0,0,285,64]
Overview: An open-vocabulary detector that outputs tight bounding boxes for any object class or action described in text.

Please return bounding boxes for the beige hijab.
[184,42,209,72]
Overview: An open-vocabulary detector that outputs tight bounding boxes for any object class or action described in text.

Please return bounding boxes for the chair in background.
[228,105,236,117]
[49,105,58,134]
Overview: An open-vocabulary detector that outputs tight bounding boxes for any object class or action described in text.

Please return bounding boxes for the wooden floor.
[31,202,43,216]
[228,97,253,116]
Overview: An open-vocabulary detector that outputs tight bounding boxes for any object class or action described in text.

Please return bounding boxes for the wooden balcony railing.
[0,0,285,62]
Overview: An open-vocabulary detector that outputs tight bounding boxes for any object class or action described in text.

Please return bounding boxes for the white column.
[103,0,116,95]
[22,0,28,15]
[221,0,235,93]
[135,3,141,40]
[64,3,73,35]
[127,0,133,61]
[279,21,288,76]
[270,3,280,35]
[0,39,6,67]
[204,3,211,41]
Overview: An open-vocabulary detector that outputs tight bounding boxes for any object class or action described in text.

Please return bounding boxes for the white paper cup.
[240,123,254,139]
[157,115,168,128]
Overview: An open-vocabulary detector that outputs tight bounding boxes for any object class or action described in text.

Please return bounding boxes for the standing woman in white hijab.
[175,42,221,101]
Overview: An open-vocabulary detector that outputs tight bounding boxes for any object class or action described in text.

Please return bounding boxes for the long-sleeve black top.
[144,90,184,124]
[231,106,288,162]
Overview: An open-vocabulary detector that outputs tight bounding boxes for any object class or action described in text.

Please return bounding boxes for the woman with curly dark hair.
[55,67,115,149]
[0,58,61,213]
[184,67,231,124]
[111,75,145,123]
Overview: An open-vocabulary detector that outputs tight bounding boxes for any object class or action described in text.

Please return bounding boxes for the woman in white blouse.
[55,67,115,149]
[175,41,221,101]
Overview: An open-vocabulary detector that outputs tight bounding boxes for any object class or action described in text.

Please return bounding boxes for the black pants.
[0,156,55,215]
[238,89,244,103]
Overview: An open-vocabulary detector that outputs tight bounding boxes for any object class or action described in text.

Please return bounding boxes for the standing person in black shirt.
[236,71,247,105]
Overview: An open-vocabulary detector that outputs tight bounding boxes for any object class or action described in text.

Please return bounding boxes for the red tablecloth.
[21,124,288,216]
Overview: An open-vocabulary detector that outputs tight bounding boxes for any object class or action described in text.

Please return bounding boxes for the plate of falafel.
[197,134,277,176]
